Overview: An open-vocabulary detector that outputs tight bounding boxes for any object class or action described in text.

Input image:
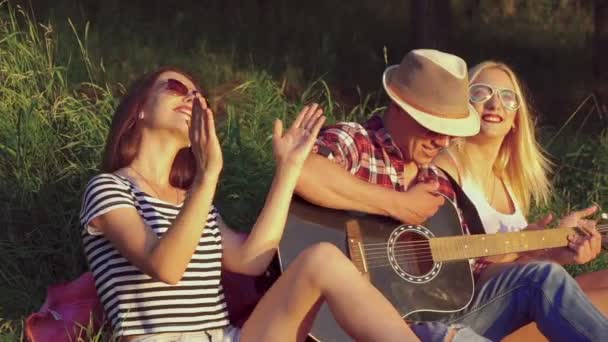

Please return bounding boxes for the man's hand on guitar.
[390,181,445,225]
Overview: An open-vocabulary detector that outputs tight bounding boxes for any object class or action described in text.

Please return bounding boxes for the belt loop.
[204,330,213,342]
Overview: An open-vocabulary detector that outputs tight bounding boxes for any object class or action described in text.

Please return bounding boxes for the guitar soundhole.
[388,225,441,283]
[396,231,433,276]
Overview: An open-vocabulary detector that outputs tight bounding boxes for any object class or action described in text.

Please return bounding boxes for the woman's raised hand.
[272,103,326,168]
[189,97,223,178]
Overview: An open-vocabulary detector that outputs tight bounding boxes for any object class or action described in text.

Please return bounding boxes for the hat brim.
[383,65,480,137]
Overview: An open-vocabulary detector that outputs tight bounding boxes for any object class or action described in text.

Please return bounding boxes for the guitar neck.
[429,227,578,262]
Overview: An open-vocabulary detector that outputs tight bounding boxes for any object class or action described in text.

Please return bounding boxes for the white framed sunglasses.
[469,83,521,111]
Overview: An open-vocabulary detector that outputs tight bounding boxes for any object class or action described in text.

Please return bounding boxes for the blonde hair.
[451,61,552,215]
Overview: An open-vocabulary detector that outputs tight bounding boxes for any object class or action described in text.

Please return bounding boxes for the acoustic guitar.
[277,195,607,342]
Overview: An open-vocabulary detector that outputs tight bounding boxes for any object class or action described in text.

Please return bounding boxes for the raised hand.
[558,205,598,229]
[272,103,326,168]
[527,213,554,230]
[189,97,223,177]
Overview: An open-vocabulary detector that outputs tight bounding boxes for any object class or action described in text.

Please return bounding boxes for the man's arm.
[296,153,443,225]
[297,154,397,215]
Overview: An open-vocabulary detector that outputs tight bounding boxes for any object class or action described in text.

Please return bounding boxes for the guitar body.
[277,196,474,342]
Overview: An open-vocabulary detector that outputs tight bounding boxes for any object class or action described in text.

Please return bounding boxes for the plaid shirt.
[313,115,491,277]
[313,115,455,196]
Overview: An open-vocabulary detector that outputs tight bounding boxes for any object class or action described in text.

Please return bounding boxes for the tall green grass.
[0,1,113,317]
[26,0,597,128]
[0,3,382,337]
[0,1,606,339]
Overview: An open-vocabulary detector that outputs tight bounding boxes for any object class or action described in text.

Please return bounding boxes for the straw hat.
[383,49,480,137]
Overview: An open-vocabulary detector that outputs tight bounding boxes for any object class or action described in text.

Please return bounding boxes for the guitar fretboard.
[429,227,578,262]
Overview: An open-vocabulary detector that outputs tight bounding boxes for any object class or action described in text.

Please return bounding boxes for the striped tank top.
[79,173,229,336]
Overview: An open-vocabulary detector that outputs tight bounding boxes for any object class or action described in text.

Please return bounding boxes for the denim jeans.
[438,261,608,342]
[410,322,491,342]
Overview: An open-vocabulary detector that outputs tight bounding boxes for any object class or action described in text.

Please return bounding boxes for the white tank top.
[444,150,528,234]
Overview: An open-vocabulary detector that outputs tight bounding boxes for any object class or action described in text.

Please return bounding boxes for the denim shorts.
[126,326,241,342]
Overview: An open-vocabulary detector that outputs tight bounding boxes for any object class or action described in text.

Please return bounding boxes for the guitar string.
[355,247,489,259]
[360,257,441,270]
[356,250,524,261]
[354,228,608,268]
[334,225,608,270]
[353,233,608,260]
[347,226,608,264]
[351,251,434,262]
[358,246,435,257]
[362,256,506,270]
[365,262,434,270]
[363,256,487,269]
[352,251,461,263]
[357,236,587,255]
[353,237,608,268]
[357,224,608,248]
[354,255,491,268]
[353,247,433,256]
[354,225,608,252]
[353,236,608,266]
[358,236,608,256]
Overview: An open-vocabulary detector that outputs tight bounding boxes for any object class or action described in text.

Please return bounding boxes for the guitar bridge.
[346,219,370,280]
[356,241,368,273]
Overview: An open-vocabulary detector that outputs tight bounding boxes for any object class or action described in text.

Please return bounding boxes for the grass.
[24,0,598,126]
[0,0,606,339]
[0,3,380,338]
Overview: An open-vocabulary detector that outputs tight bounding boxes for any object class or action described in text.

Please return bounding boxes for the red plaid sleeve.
[472,259,494,279]
[313,122,370,174]
[427,166,456,203]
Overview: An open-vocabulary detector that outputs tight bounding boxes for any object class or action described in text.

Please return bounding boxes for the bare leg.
[240,242,418,342]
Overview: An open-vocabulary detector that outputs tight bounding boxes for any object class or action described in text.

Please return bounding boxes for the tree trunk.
[411,0,453,51]
[593,0,608,115]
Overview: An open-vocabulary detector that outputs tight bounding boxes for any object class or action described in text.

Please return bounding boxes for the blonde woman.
[434,60,608,338]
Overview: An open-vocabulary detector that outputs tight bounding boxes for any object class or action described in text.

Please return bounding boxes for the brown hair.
[101,66,202,189]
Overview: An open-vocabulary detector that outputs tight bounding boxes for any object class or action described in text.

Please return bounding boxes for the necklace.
[128,166,179,203]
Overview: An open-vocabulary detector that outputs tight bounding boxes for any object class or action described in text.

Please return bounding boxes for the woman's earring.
[139,112,144,120]
[511,123,516,131]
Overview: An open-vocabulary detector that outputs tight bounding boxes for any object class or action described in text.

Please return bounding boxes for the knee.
[296,242,349,279]
[300,242,346,268]
[525,261,572,288]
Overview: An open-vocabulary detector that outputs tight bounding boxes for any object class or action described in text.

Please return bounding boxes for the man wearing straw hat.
[296,49,608,340]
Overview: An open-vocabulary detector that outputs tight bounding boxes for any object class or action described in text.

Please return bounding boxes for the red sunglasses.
[164,78,199,97]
